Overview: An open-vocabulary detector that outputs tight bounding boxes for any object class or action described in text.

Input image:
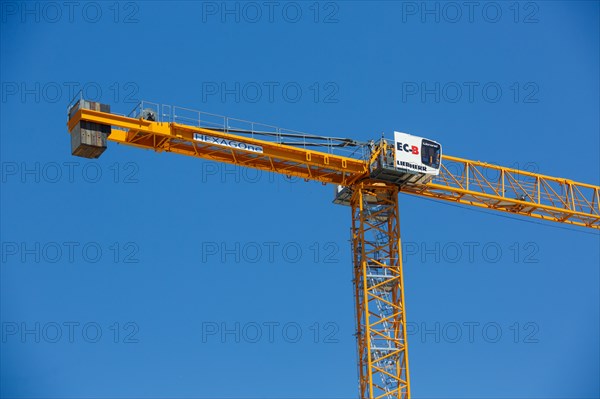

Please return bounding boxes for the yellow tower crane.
[66,96,600,399]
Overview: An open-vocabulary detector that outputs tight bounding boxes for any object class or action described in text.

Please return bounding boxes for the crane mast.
[66,96,600,399]
[352,182,410,397]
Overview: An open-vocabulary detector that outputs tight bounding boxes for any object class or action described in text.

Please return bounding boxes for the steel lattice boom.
[404,155,600,229]
[67,101,600,229]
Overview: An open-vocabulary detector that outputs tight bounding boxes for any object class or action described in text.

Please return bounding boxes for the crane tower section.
[352,182,410,398]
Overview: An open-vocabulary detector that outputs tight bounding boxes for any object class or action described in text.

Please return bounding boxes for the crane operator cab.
[370,132,442,186]
[334,132,442,205]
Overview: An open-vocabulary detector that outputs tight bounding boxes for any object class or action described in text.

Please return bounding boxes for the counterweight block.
[68,100,111,159]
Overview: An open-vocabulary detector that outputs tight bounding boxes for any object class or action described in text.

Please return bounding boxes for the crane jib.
[65,98,600,231]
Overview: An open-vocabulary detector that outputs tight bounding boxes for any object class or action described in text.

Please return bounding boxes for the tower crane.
[66,96,600,399]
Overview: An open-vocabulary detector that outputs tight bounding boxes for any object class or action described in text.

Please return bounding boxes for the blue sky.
[1,1,599,398]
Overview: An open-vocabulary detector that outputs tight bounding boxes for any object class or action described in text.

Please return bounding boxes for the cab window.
[421,139,441,169]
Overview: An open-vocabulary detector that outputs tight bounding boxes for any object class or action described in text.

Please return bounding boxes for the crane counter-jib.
[67,105,370,186]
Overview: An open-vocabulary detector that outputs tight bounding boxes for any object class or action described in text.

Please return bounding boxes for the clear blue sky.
[1,1,599,398]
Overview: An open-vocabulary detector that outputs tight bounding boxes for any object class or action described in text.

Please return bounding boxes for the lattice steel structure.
[66,96,600,399]
[352,182,410,398]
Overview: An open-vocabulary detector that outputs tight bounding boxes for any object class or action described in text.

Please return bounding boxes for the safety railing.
[67,92,370,160]
[127,100,369,160]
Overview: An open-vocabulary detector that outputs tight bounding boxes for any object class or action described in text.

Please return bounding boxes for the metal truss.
[67,97,599,399]
[352,181,410,399]
[403,155,600,229]
[67,103,368,186]
[68,104,599,229]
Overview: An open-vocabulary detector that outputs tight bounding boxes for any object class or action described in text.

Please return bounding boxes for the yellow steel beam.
[405,156,600,229]
[67,108,600,229]
[68,108,368,186]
